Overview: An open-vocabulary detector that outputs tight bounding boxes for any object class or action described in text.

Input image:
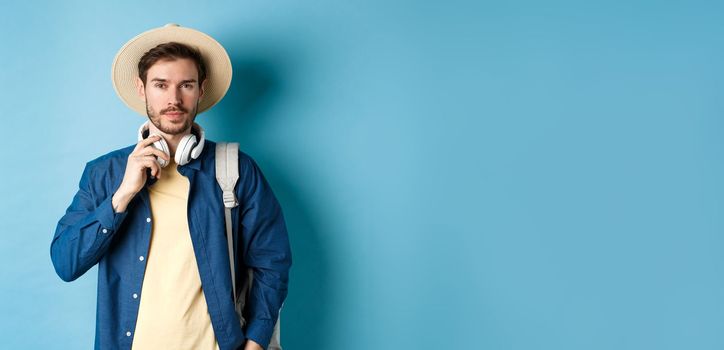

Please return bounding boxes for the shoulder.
[83,144,135,177]
[207,139,258,170]
[238,149,258,169]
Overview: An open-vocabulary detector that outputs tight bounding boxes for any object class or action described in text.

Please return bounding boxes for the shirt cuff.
[245,318,276,349]
[95,195,128,234]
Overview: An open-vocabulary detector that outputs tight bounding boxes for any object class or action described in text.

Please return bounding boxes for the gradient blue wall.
[1,0,723,349]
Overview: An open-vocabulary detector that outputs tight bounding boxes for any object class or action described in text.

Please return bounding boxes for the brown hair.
[137,42,207,85]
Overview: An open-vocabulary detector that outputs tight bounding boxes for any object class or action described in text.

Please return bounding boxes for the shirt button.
[126,331,131,337]
[146,217,151,223]
[102,228,108,234]
[133,293,138,299]
[139,256,145,261]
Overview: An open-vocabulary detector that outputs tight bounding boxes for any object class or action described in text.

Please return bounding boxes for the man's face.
[135,58,206,135]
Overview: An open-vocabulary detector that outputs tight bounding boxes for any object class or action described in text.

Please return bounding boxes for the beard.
[145,99,199,135]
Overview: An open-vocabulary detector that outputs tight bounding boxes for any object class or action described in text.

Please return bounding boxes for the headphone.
[137,121,206,167]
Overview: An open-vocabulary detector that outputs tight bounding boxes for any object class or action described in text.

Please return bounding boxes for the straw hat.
[111,23,232,116]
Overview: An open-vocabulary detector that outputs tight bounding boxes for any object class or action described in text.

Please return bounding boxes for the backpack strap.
[215,142,240,306]
[216,142,284,349]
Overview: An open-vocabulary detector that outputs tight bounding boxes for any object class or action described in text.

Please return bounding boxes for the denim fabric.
[50,140,292,350]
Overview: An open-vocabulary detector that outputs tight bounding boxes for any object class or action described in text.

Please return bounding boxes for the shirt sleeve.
[50,162,129,282]
[237,154,292,349]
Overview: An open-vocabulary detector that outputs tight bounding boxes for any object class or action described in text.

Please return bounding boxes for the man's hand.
[112,134,169,213]
[243,339,264,350]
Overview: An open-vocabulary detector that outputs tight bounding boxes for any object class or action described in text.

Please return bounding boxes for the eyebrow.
[150,78,198,84]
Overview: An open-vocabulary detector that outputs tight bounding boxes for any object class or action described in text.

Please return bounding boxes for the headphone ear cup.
[151,135,171,168]
[138,122,170,168]
[190,130,205,160]
[175,134,198,166]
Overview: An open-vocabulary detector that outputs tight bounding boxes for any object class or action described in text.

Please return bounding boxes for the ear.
[199,79,207,100]
[134,77,146,102]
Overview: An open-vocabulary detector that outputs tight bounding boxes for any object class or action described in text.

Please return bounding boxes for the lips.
[163,112,185,121]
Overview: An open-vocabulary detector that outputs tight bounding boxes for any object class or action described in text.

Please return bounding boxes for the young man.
[50,24,291,350]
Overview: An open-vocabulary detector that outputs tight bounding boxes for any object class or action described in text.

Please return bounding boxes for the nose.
[168,87,182,106]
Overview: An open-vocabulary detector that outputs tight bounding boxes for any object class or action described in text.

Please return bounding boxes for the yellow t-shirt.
[131,159,219,350]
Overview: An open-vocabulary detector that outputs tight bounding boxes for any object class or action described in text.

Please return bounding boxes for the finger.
[131,150,168,167]
[134,155,158,164]
[135,134,163,150]
[139,159,162,178]
[153,161,163,179]
[138,147,170,161]
[151,161,162,178]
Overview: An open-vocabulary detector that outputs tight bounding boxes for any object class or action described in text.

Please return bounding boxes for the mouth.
[163,112,185,121]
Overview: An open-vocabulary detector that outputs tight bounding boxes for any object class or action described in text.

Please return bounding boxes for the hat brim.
[111,24,232,116]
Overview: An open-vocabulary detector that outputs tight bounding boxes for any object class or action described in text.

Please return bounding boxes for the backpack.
[215,142,283,350]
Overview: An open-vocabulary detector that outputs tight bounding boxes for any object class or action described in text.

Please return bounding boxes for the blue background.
[1,0,723,349]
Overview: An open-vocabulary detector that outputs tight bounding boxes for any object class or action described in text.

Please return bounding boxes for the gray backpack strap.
[215,142,283,350]
[215,142,240,307]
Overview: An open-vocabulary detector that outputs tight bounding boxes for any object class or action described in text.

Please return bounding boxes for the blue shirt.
[50,140,292,350]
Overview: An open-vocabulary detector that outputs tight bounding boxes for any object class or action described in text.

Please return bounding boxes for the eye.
[154,83,166,88]
[183,83,193,89]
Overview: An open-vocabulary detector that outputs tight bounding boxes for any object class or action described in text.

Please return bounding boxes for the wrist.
[244,339,264,350]
[116,183,137,198]
[112,185,136,213]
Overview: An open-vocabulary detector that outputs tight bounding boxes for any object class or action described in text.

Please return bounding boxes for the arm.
[238,155,292,349]
[50,162,129,282]
[50,137,168,282]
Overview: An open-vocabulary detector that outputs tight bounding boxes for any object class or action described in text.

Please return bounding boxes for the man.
[50,24,291,350]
